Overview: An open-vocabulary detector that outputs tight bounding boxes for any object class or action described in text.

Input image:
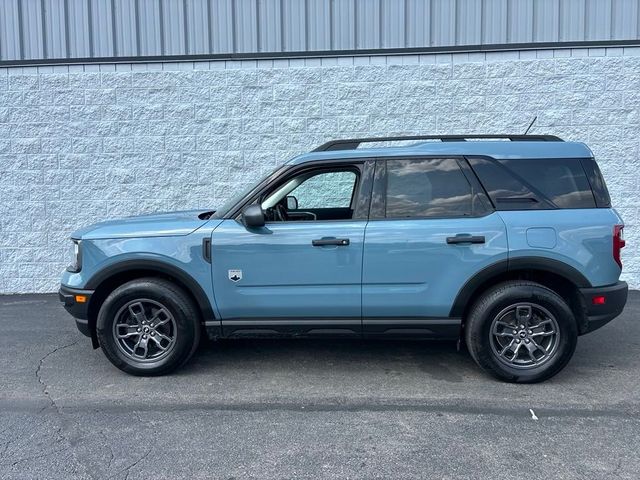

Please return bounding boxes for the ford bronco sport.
[59,135,628,383]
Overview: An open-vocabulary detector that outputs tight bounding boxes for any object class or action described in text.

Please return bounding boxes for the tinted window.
[386,158,473,218]
[468,157,548,210]
[469,157,596,210]
[499,159,595,209]
[580,158,611,207]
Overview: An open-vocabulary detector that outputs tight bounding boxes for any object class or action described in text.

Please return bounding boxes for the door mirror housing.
[286,195,298,210]
[242,204,265,228]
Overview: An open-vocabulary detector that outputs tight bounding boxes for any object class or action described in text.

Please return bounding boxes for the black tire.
[97,277,201,376]
[464,281,578,383]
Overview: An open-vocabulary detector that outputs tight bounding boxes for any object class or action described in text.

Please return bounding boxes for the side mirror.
[242,204,265,228]
[286,195,298,210]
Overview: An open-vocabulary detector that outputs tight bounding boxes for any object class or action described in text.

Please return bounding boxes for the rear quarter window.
[469,157,596,210]
[580,158,612,208]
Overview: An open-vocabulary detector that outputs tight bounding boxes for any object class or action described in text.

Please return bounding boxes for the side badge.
[228,269,242,282]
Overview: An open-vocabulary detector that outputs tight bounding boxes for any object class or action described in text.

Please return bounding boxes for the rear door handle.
[446,235,486,245]
[312,238,350,247]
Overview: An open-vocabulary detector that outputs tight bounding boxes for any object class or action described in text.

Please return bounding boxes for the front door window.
[261,168,359,222]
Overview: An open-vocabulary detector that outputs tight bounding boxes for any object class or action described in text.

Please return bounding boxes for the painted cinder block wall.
[0,47,638,293]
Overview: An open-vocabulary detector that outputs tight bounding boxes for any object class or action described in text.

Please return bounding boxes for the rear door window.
[385,158,473,218]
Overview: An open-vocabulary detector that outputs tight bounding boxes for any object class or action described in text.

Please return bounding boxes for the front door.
[211,161,372,336]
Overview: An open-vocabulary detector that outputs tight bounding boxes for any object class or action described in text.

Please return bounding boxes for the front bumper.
[579,281,628,334]
[59,285,94,337]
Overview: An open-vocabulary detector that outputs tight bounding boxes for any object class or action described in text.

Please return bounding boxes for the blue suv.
[59,135,628,382]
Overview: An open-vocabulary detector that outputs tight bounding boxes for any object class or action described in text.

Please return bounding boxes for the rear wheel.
[465,281,578,383]
[97,278,201,376]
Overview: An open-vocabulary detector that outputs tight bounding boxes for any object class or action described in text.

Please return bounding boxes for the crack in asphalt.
[105,411,152,480]
[35,340,80,413]
[121,448,151,480]
[29,340,100,479]
[99,430,116,471]
[0,438,10,458]
[10,446,71,468]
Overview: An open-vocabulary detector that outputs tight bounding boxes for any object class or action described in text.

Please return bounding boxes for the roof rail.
[313,134,564,152]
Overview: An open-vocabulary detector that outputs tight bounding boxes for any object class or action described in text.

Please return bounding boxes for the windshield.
[212,164,288,219]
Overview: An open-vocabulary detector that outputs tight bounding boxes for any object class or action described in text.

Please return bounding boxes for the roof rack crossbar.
[313,134,564,152]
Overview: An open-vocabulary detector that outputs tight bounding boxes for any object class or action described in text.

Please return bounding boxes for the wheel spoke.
[500,339,516,356]
[150,333,172,351]
[494,331,515,337]
[529,319,553,329]
[531,338,548,354]
[511,341,523,358]
[496,320,516,329]
[530,330,554,338]
[524,342,538,364]
[131,336,149,359]
[148,308,171,327]
[115,324,140,339]
[128,302,148,326]
[515,305,532,325]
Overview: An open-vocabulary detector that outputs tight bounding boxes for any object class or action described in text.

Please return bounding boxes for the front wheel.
[96,278,201,376]
[465,281,578,383]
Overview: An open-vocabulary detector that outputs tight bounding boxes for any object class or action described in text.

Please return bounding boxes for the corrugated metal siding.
[1,0,640,62]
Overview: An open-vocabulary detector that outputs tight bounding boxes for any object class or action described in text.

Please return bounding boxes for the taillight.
[613,225,625,269]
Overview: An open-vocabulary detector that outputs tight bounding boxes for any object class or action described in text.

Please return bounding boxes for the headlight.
[67,240,82,273]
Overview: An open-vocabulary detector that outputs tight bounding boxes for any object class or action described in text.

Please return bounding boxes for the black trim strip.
[315,135,563,151]
[363,318,460,325]
[222,318,362,326]
[2,39,640,67]
[219,316,462,339]
[202,238,212,263]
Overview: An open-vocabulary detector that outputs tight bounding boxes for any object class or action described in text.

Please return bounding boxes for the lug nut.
[513,330,518,334]
[519,325,525,329]
[528,330,533,334]
[143,334,147,339]
[525,339,530,344]
[151,332,155,336]
[516,339,521,343]
[137,328,141,332]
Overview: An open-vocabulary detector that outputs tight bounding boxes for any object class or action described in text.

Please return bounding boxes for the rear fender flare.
[449,257,591,317]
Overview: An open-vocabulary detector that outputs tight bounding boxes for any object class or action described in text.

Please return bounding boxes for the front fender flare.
[84,258,216,347]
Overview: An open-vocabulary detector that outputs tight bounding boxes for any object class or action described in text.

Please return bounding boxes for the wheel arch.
[85,259,215,348]
[450,257,591,333]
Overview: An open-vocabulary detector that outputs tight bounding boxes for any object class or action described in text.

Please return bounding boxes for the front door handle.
[312,238,350,247]
[446,235,486,245]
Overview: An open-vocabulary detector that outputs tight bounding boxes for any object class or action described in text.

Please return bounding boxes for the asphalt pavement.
[1,292,639,479]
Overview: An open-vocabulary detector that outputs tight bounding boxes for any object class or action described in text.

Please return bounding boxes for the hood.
[71,209,216,240]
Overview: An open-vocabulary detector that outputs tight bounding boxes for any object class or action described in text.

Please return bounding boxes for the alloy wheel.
[489,303,560,369]
[112,299,177,362]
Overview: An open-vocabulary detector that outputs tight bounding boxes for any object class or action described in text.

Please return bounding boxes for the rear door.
[362,157,508,337]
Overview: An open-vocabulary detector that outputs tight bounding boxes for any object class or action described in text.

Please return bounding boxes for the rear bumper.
[58,285,94,337]
[579,281,628,334]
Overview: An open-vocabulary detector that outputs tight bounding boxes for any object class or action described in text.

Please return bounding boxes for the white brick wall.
[0,47,638,293]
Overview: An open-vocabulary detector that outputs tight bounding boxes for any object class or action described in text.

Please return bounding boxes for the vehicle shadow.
[180,337,479,382]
